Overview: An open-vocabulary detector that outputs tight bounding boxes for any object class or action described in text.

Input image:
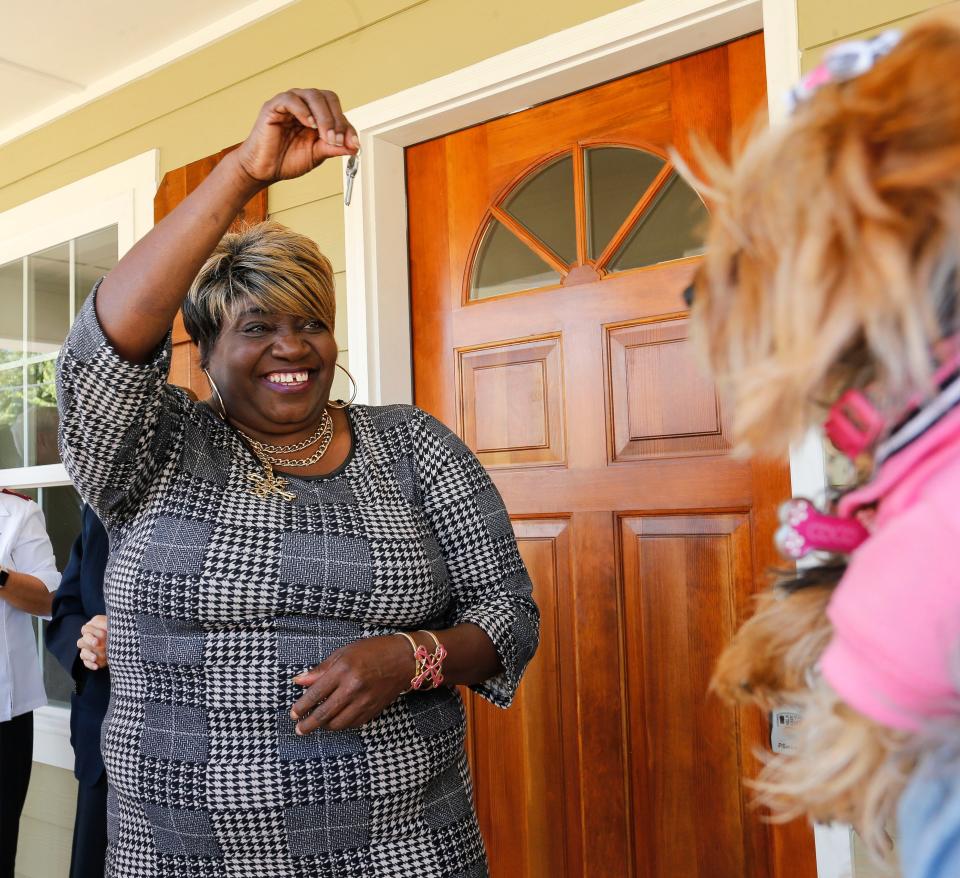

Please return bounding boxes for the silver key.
[344,154,359,206]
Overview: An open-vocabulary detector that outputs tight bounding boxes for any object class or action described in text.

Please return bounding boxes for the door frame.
[341,1,849,876]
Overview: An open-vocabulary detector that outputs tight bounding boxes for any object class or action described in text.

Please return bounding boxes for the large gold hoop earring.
[328,362,358,409]
[203,369,228,420]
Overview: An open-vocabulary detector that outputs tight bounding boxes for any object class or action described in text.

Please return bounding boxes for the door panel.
[407,33,816,878]
[605,317,732,460]
[620,513,756,878]
[470,519,573,876]
[458,336,566,469]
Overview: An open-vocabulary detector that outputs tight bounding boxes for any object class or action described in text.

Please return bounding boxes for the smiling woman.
[54,88,539,878]
[180,221,350,478]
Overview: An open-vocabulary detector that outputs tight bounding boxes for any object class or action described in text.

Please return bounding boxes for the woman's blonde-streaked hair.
[688,16,960,454]
[182,221,336,368]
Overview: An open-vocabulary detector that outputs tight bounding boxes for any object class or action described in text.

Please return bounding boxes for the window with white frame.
[0,229,117,470]
[0,150,156,768]
[1,229,118,707]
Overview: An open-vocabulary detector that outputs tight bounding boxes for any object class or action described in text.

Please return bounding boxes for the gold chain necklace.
[241,411,334,468]
[239,410,335,501]
[245,414,332,455]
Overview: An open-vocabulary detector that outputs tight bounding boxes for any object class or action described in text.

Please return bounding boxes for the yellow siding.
[799,0,959,69]
[270,196,347,278]
[798,0,953,48]
[0,0,643,212]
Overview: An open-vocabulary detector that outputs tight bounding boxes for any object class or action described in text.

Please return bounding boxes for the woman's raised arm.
[96,89,358,363]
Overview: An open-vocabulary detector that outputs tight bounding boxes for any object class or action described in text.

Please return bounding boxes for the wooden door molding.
[457,334,567,469]
[155,144,268,398]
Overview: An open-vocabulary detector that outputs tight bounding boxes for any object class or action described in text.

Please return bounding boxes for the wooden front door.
[406,34,816,878]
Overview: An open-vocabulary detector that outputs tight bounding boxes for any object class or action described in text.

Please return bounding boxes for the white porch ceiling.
[0,0,296,147]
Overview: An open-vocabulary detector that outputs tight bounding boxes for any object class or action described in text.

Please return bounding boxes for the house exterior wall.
[798,0,955,68]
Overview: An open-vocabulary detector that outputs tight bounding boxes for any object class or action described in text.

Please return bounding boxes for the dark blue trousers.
[69,774,107,878]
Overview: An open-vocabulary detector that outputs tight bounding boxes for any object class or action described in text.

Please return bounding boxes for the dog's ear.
[690,16,960,454]
[711,583,836,708]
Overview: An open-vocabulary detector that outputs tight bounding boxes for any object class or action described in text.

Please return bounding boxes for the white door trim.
[341,2,851,875]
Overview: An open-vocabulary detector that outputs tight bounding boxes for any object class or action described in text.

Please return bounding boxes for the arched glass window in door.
[468,145,708,301]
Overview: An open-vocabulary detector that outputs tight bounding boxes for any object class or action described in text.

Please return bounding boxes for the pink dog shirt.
[821,403,960,732]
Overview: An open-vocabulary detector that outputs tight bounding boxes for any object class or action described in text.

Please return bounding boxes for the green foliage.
[0,357,58,449]
[28,358,58,408]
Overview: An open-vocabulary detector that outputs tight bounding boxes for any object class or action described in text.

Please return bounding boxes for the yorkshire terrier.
[685,15,960,868]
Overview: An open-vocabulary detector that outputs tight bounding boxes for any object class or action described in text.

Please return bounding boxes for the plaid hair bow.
[786,30,902,113]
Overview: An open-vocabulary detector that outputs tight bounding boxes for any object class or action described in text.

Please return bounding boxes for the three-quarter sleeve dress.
[56,287,540,878]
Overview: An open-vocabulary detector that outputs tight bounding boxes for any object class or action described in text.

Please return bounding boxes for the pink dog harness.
[821,394,960,731]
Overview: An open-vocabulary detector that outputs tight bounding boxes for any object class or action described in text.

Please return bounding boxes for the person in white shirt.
[0,487,61,878]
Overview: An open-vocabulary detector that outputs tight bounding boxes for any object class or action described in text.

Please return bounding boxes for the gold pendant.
[246,468,296,502]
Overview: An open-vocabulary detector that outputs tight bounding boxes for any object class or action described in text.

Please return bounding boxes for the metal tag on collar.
[344,154,360,206]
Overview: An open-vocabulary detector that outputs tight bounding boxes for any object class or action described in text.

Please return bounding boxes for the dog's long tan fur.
[710,575,837,709]
[711,570,912,863]
[689,13,960,864]
[753,683,912,862]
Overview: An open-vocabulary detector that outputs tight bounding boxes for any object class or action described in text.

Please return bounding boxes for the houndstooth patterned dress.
[56,287,539,878]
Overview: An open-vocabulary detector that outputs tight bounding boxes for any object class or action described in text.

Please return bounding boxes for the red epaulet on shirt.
[1,488,32,501]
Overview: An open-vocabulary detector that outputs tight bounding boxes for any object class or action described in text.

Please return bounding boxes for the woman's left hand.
[290,635,413,733]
